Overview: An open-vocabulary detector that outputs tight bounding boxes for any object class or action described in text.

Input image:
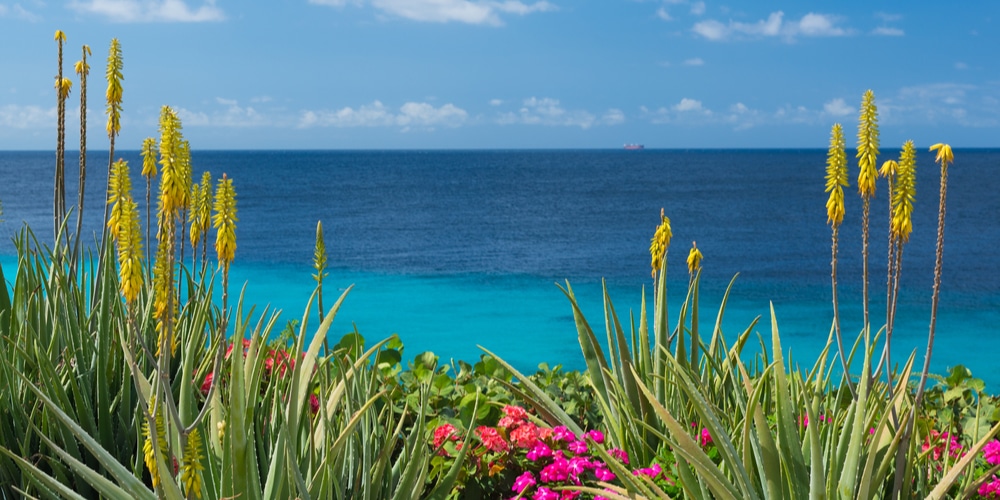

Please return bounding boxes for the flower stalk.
[856,90,879,354]
[824,122,855,397]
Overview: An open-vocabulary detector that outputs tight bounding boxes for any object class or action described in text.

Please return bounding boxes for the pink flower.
[476,426,509,453]
[567,456,593,478]
[533,487,560,500]
[984,440,1000,466]
[200,372,214,396]
[586,429,605,444]
[510,422,540,449]
[527,442,553,461]
[553,426,577,442]
[633,463,662,480]
[593,467,616,481]
[559,491,581,500]
[434,423,458,448]
[700,428,713,447]
[540,456,570,483]
[979,475,1000,498]
[512,471,536,494]
[309,393,320,415]
[567,440,588,455]
[607,448,629,465]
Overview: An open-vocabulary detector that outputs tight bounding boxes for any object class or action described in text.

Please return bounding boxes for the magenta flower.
[568,440,588,455]
[533,487,560,500]
[633,463,662,479]
[553,426,577,442]
[700,428,713,447]
[567,456,593,478]
[979,475,1000,498]
[512,471,536,494]
[540,457,570,483]
[585,429,605,444]
[607,447,629,465]
[985,440,1000,466]
[594,467,616,482]
[527,442,553,461]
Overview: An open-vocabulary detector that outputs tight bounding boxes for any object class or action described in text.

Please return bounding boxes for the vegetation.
[0,33,998,499]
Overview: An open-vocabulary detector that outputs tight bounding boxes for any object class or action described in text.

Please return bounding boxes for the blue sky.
[0,1,997,149]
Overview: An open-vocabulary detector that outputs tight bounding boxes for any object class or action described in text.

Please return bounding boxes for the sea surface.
[1,149,998,389]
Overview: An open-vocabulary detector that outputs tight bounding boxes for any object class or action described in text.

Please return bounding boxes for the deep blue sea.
[1,150,998,388]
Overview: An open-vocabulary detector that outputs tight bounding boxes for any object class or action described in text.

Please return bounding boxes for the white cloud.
[693,11,849,42]
[955,62,968,70]
[0,104,56,129]
[489,98,503,106]
[683,57,704,66]
[0,3,41,21]
[495,97,621,128]
[602,108,625,125]
[872,26,904,36]
[176,98,267,127]
[823,98,852,116]
[299,100,467,129]
[250,96,273,103]
[68,0,225,22]
[656,7,671,21]
[689,1,705,16]
[674,98,706,112]
[310,0,556,26]
[875,12,902,22]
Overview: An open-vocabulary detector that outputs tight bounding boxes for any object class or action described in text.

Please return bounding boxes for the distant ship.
[623,144,645,150]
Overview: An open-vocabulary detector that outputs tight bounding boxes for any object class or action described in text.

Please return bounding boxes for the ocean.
[1,149,998,389]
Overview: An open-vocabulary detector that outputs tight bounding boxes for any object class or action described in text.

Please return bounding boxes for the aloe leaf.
[0,447,89,500]
[33,428,152,500]
[558,282,612,413]
[9,370,156,499]
[769,303,810,497]
[632,365,743,500]
[479,346,585,437]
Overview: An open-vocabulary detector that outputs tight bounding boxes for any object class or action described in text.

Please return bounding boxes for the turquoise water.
[1,149,998,389]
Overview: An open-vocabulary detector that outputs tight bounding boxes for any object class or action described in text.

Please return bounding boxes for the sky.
[0,0,998,150]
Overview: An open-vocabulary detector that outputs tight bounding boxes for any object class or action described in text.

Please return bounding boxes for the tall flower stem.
[54,30,67,246]
[856,90,880,379]
[71,45,91,275]
[894,143,951,498]
[824,123,855,397]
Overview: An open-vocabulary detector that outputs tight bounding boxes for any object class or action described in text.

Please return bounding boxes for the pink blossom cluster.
[922,430,963,462]
[978,441,1000,499]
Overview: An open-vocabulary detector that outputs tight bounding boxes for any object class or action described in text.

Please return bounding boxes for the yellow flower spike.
[891,141,917,243]
[213,174,237,270]
[649,208,672,278]
[197,171,214,239]
[686,241,703,275]
[118,198,144,305]
[930,143,954,166]
[181,428,205,499]
[105,38,124,138]
[106,159,133,241]
[157,106,185,220]
[54,30,66,43]
[856,89,880,198]
[141,137,158,178]
[824,123,848,226]
[188,183,202,249]
[54,78,73,99]
[141,396,169,489]
[879,159,898,178]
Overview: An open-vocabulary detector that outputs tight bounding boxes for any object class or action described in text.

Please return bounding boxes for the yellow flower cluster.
[107,159,132,241]
[890,141,917,242]
[157,106,185,222]
[181,428,205,499]
[141,397,169,490]
[930,143,954,167]
[190,172,213,251]
[141,137,158,178]
[105,38,123,138]
[213,174,237,269]
[686,241,703,275]
[856,89,880,198]
[824,123,848,226]
[55,78,72,100]
[649,208,672,278]
[74,46,90,77]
